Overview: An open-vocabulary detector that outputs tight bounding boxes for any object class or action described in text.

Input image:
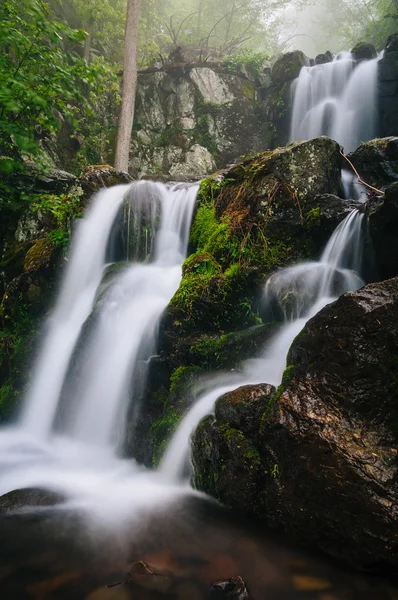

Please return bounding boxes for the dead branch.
[340,151,384,195]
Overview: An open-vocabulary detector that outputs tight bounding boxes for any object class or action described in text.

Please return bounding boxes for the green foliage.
[0,292,37,420]
[224,51,269,77]
[151,410,181,466]
[0,0,119,194]
[169,365,201,394]
[32,190,83,248]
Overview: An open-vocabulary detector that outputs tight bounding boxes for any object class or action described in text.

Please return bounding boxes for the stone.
[347,137,398,189]
[368,181,398,281]
[190,68,235,105]
[385,32,398,55]
[0,488,64,513]
[192,278,398,570]
[351,42,377,60]
[169,144,217,181]
[210,576,251,599]
[271,51,308,85]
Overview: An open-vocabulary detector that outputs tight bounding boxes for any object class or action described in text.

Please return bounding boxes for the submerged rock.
[192,278,398,571]
[210,575,251,599]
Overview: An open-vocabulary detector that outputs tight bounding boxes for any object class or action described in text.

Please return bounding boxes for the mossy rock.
[271,51,308,85]
[24,237,55,273]
[351,42,376,60]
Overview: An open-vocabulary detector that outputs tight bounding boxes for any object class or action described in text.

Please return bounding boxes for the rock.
[378,38,398,137]
[190,68,235,105]
[347,137,398,188]
[0,488,64,513]
[315,54,328,65]
[79,165,133,199]
[169,144,217,181]
[351,42,377,60]
[385,32,398,55]
[368,181,398,280]
[271,51,308,85]
[210,576,251,599]
[193,278,398,570]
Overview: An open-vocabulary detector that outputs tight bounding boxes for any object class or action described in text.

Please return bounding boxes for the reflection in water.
[1,498,398,599]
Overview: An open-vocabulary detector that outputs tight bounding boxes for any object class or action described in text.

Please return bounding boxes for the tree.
[114,0,141,172]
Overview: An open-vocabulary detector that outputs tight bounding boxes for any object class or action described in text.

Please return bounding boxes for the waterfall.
[62,182,197,448]
[289,53,379,152]
[160,209,364,481]
[21,185,130,439]
[20,181,197,449]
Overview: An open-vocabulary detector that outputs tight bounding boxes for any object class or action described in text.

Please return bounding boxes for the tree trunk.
[114,0,141,173]
[83,18,94,63]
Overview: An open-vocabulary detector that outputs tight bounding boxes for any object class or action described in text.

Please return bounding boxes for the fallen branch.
[340,151,384,195]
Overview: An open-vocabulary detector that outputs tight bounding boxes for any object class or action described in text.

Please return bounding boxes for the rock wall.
[379,33,398,138]
[129,56,300,181]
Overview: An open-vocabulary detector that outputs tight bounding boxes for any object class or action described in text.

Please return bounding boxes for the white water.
[290,53,379,152]
[161,209,364,481]
[21,185,130,439]
[63,181,197,448]
[0,181,198,522]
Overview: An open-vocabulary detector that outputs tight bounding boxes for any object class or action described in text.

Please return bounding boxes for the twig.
[340,151,384,195]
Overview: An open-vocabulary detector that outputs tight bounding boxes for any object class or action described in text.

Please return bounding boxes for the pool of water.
[1,496,397,600]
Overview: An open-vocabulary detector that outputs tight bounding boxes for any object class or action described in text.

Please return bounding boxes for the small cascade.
[21,185,130,439]
[289,53,379,152]
[63,183,197,448]
[160,209,365,481]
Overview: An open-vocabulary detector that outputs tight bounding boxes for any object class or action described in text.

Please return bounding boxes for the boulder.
[192,278,398,570]
[384,32,398,55]
[0,488,64,513]
[368,181,398,280]
[351,42,377,60]
[271,51,308,85]
[79,165,133,200]
[378,39,398,137]
[347,137,398,189]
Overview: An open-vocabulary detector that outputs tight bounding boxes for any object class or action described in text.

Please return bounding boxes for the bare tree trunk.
[225,0,236,43]
[114,0,141,173]
[83,17,94,63]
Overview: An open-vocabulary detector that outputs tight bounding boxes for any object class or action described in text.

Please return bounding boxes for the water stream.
[289,52,380,152]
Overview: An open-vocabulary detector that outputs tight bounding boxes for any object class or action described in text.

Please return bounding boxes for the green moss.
[169,365,201,394]
[219,424,261,466]
[305,206,321,227]
[241,80,256,101]
[151,410,181,467]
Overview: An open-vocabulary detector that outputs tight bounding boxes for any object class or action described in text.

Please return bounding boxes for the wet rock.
[192,278,398,570]
[347,137,398,188]
[0,488,64,513]
[271,51,308,85]
[210,575,251,599]
[16,165,77,195]
[79,165,133,199]
[378,40,398,137]
[385,32,398,55]
[368,181,398,280]
[351,42,376,60]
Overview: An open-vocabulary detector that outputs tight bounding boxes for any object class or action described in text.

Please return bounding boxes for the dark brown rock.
[0,488,64,513]
[192,278,398,571]
[210,575,251,599]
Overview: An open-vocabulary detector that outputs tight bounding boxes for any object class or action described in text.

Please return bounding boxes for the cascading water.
[160,209,364,481]
[289,52,380,153]
[21,185,130,439]
[59,181,197,449]
[0,181,197,518]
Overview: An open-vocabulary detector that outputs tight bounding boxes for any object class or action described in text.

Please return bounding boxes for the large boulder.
[350,42,376,60]
[368,181,398,281]
[379,36,398,138]
[271,51,308,85]
[348,137,398,189]
[192,278,398,570]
